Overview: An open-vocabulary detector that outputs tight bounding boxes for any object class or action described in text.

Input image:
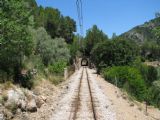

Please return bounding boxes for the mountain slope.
[121,17,160,44]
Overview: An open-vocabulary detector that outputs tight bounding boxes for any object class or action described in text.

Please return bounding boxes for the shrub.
[6,102,17,114]
[23,55,45,72]
[19,71,34,89]
[103,66,147,101]
[49,60,67,74]
[35,28,70,66]
[149,80,160,108]
[0,93,8,105]
[132,58,158,86]
[147,66,158,84]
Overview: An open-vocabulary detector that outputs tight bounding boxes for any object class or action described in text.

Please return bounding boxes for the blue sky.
[36,0,160,38]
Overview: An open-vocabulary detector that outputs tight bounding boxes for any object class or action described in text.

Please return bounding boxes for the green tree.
[141,41,160,61]
[69,35,81,59]
[84,25,108,56]
[44,7,61,38]
[91,40,112,72]
[60,16,76,43]
[153,26,160,45]
[112,38,139,66]
[35,28,70,66]
[91,37,139,72]
[34,6,45,27]
[1,0,33,82]
[34,6,76,43]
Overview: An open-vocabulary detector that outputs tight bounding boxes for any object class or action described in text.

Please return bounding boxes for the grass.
[0,81,14,91]
[33,70,64,86]
[6,102,18,114]
[48,74,64,85]
[0,92,8,105]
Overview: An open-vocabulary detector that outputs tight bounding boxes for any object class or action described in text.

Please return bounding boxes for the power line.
[76,0,83,36]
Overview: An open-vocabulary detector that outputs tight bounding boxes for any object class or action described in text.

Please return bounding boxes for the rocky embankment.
[0,80,56,120]
[0,86,46,120]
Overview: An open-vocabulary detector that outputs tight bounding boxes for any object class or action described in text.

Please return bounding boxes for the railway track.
[69,67,97,120]
[51,67,115,120]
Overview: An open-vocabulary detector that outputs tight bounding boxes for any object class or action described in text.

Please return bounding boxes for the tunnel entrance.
[81,58,89,66]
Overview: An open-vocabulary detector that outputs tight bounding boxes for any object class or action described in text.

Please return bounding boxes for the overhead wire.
[76,0,84,50]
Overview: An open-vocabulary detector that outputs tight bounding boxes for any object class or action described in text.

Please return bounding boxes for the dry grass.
[48,74,64,85]
[1,81,14,90]
[5,102,17,114]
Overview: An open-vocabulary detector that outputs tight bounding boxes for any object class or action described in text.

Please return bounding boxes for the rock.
[24,89,36,101]
[18,99,27,111]
[116,95,120,98]
[16,108,21,115]
[106,105,109,109]
[5,88,27,113]
[138,107,142,111]
[0,114,4,120]
[21,112,29,120]
[130,103,134,107]
[122,94,127,100]
[3,110,13,120]
[41,96,47,102]
[6,89,25,106]
[7,89,20,103]
[35,96,44,108]
[26,99,37,112]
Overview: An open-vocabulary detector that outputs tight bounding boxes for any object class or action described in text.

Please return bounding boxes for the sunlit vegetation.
[1,0,160,109]
[84,17,160,108]
[0,0,77,88]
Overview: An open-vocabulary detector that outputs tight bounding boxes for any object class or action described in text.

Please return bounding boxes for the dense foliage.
[34,28,70,66]
[85,18,160,108]
[49,60,67,74]
[141,41,160,61]
[1,0,160,109]
[151,80,160,108]
[91,38,139,72]
[34,6,76,43]
[69,35,82,60]
[103,66,147,101]
[121,17,160,61]
[84,25,108,56]
[102,58,160,108]
[0,0,75,88]
[1,0,34,83]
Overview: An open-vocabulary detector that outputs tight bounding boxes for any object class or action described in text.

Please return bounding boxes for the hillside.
[121,17,160,44]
